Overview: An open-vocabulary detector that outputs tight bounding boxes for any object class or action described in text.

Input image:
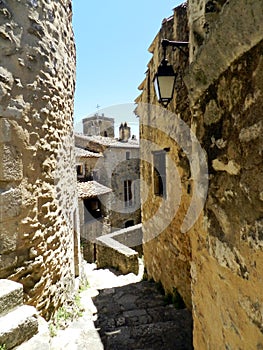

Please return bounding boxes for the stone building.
[75,119,141,230]
[136,2,191,307]
[75,146,102,181]
[75,118,141,269]
[0,0,80,320]
[77,180,112,262]
[83,113,114,138]
[136,1,263,349]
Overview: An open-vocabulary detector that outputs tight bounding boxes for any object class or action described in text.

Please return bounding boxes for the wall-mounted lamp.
[153,39,188,107]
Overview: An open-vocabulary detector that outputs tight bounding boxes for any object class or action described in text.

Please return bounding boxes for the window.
[76,164,84,177]
[126,151,130,160]
[153,150,167,198]
[124,180,133,207]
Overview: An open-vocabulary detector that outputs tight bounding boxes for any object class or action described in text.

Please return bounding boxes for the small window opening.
[124,180,133,207]
[76,164,84,176]
[153,151,166,198]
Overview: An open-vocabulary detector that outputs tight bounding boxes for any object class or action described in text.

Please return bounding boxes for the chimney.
[119,122,131,141]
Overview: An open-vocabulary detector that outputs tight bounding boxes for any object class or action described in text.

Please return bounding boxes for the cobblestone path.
[86,263,193,350]
[16,261,193,349]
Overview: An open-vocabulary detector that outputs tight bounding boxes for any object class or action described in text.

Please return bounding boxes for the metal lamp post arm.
[161,39,189,57]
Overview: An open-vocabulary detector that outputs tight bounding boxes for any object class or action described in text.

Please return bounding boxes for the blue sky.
[72,0,182,132]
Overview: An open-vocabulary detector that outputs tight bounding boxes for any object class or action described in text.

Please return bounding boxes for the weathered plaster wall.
[138,0,263,348]
[186,0,263,348]
[137,4,192,308]
[186,0,263,100]
[188,0,228,62]
[0,0,79,319]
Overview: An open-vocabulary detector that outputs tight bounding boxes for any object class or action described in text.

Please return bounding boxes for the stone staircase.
[0,279,39,349]
[92,280,193,350]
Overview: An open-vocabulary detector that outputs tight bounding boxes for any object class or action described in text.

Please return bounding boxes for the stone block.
[212,159,240,175]
[0,119,11,143]
[0,252,17,272]
[96,243,139,275]
[0,305,38,349]
[0,188,22,222]
[0,221,17,253]
[0,279,23,316]
[11,315,50,350]
[0,144,23,181]
[0,66,14,91]
[239,121,262,142]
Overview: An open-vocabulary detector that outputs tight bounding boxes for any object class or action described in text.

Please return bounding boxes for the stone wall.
[186,1,263,348]
[76,155,99,181]
[78,194,111,262]
[137,0,263,348]
[96,224,142,275]
[188,0,229,62]
[0,0,79,320]
[75,134,141,231]
[83,114,115,138]
[96,244,139,275]
[136,4,192,309]
[112,223,143,255]
[106,148,141,230]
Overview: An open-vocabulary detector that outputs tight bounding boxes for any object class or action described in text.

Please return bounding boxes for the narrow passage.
[81,262,193,350]
[16,261,193,349]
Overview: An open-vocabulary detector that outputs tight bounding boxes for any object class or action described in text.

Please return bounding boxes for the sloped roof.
[75,134,139,149]
[77,181,112,199]
[75,146,102,158]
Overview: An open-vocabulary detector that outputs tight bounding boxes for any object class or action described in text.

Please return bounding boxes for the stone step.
[93,280,167,315]
[0,280,23,316]
[0,305,38,349]
[95,304,192,331]
[14,315,50,350]
[101,320,193,350]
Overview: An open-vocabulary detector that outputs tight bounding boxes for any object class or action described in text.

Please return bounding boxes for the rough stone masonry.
[0,0,80,319]
[137,0,263,349]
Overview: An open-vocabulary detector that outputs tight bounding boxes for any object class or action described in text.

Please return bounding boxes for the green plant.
[0,345,6,350]
[74,294,84,318]
[48,306,71,337]
[48,290,86,337]
[79,279,90,292]
[56,306,71,322]
[48,323,57,337]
